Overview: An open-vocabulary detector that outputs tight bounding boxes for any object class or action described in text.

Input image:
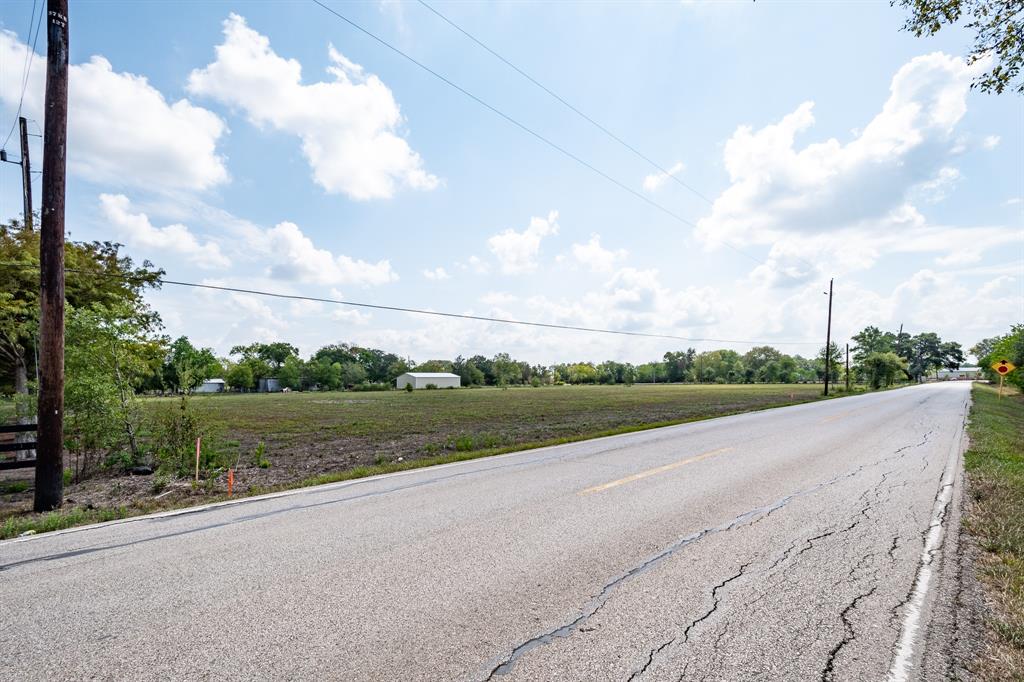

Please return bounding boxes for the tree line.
[144,329,967,393]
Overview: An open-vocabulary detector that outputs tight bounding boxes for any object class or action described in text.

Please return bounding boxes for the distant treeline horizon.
[142,324,972,393]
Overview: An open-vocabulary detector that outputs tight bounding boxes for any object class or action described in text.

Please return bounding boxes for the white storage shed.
[396,372,461,389]
[195,378,226,394]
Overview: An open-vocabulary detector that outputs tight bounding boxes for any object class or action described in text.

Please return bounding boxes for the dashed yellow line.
[578,447,733,496]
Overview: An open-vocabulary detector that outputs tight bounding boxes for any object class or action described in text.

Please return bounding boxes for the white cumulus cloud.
[263,221,398,286]
[981,134,1001,149]
[697,53,980,247]
[642,161,685,193]
[571,234,628,272]
[187,14,438,200]
[0,30,228,192]
[99,194,230,268]
[487,210,559,274]
[422,267,450,280]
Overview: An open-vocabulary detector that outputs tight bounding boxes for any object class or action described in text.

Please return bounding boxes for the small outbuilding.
[258,377,282,393]
[396,372,461,389]
[195,378,226,394]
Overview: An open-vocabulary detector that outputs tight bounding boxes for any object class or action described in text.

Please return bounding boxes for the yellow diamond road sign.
[991,359,1016,375]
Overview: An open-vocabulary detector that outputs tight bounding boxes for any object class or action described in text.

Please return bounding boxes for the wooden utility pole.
[845,343,850,392]
[823,278,833,396]
[35,0,69,512]
[19,117,33,232]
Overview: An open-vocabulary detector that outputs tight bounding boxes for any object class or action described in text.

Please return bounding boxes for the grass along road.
[3,383,842,537]
[964,382,1024,679]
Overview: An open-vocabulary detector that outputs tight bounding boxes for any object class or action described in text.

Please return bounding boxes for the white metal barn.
[396,372,461,389]
[195,378,226,394]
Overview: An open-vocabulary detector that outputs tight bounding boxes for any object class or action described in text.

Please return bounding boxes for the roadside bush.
[446,433,503,452]
[251,440,270,469]
[151,471,169,494]
[405,384,414,393]
[350,382,392,392]
[425,383,438,390]
[149,397,213,476]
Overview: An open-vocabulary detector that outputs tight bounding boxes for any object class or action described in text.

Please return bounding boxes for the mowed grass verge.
[964,382,1024,679]
[2,383,834,538]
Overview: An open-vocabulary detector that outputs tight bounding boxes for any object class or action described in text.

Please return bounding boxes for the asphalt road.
[0,382,973,681]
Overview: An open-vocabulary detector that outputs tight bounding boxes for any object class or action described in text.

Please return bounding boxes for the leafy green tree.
[453,356,485,386]
[230,342,299,372]
[940,341,965,371]
[907,332,946,381]
[415,360,453,373]
[164,336,219,393]
[817,343,843,383]
[663,349,696,382]
[976,324,1024,388]
[353,347,403,383]
[743,346,783,383]
[64,303,164,474]
[306,358,342,390]
[970,335,1000,361]
[895,0,1024,94]
[226,362,254,391]
[491,353,520,386]
[312,343,358,367]
[341,362,368,387]
[1,218,162,395]
[566,362,598,384]
[851,326,894,364]
[279,356,305,390]
[386,358,412,383]
[862,351,907,389]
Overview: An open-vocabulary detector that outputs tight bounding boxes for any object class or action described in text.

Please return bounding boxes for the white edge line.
[886,394,969,682]
[0,384,926,548]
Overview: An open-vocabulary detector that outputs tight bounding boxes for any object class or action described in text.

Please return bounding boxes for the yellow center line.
[578,447,734,496]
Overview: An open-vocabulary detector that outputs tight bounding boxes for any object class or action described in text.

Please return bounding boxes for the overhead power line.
[310,0,771,267]
[415,0,715,205]
[412,1,821,276]
[3,0,44,150]
[0,261,821,346]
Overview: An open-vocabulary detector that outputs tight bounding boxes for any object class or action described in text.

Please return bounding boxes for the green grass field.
[2,383,835,538]
[177,382,827,451]
[964,382,1024,678]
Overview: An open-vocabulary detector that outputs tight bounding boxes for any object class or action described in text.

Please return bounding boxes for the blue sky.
[1,0,1021,364]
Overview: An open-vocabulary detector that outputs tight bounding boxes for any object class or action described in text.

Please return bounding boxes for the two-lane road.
[0,382,972,680]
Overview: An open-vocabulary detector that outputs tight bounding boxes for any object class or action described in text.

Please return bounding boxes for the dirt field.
[1,383,829,536]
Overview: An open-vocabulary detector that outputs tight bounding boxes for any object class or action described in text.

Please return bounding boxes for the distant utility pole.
[19,117,33,232]
[823,278,834,397]
[0,117,34,232]
[35,0,69,512]
[845,343,850,392]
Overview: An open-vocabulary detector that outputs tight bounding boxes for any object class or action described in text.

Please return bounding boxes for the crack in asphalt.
[481,439,923,680]
[629,563,752,682]
[887,536,901,565]
[481,478,849,680]
[887,480,954,633]
[671,563,753,682]
[627,637,675,682]
[821,586,878,681]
